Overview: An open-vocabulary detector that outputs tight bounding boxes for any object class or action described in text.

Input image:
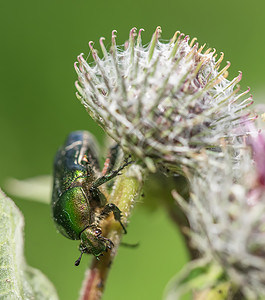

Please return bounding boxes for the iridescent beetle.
[52,131,131,266]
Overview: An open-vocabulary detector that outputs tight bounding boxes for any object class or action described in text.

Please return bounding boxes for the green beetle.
[52,131,130,266]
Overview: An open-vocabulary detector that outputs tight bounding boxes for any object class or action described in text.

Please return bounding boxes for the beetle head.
[74,226,114,266]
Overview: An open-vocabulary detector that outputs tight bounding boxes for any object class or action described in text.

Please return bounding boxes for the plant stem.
[144,172,199,260]
[80,165,145,300]
[165,175,199,260]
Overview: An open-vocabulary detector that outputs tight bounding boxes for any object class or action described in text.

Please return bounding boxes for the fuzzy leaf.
[0,189,58,299]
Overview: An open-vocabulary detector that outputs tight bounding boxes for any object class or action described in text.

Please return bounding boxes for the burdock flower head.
[75,26,253,173]
[176,132,265,298]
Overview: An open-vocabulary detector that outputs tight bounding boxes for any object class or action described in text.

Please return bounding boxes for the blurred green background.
[1,0,265,299]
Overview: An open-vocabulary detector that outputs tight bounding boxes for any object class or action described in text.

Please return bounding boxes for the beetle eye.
[94,229,102,236]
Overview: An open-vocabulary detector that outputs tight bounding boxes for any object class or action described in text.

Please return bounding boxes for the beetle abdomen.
[53,186,91,240]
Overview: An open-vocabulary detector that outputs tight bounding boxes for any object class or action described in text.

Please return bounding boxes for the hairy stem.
[80,165,145,300]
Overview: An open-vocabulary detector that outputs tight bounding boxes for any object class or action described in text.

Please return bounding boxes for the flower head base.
[175,135,265,298]
[75,27,253,173]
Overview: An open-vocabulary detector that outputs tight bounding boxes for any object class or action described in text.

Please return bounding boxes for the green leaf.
[0,189,58,299]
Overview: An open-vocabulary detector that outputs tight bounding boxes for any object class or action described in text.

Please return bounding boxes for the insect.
[52,131,131,266]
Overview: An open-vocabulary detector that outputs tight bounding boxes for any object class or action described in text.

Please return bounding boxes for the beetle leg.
[101,144,120,176]
[90,157,133,190]
[98,203,127,234]
[101,236,114,250]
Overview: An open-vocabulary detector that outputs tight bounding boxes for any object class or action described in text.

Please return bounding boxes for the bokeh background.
[1,1,265,299]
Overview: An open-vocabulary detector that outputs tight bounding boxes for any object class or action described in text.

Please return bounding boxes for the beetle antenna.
[74,251,84,266]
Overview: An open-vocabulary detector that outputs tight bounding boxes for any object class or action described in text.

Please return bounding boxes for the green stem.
[80,165,145,300]
[144,172,199,260]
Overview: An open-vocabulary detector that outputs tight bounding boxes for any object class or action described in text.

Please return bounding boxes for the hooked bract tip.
[184,35,190,42]
[171,31,180,44]
[111,30,117,47]
[136,28,144,47]
[89,41,94,49]
[237,71,243,82]
[77,55,82,64]
[130,27,137,35]
[189,37,197,47]
[211,48,216,55]
[77,53,84,63]
[155,26,162,37]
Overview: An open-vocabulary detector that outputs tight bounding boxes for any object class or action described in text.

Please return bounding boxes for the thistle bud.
[75,27,253,173]
[176,132,265,298]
